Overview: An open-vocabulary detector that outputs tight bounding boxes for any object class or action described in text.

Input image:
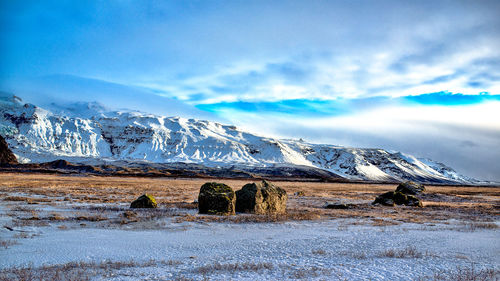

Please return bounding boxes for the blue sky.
[1,0,499,180]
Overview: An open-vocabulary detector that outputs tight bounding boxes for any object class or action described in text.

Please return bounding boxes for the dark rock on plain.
[324,203,355,209]
[373,191,423,207]
[130,194,157,208]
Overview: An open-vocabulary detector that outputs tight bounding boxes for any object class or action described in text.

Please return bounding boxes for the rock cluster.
[198,180,287,215]
[127,181,287,216]
[373,181,424,207]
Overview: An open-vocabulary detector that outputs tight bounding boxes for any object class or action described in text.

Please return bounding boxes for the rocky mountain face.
[0,134,17,164]
[0,93,476,184]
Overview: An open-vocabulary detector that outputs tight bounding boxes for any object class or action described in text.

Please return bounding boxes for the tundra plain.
[0,173,499,280]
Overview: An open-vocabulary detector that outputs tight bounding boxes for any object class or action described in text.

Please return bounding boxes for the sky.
[1,0,499,180]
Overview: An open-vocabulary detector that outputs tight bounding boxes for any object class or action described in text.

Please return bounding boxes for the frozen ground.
[1,216,499,280]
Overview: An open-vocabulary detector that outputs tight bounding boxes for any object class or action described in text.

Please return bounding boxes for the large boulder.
[396,181,425,195]
[130,194,157,208]
[0,135,17,164]
[235,180,287,214]
[198,182,236,215]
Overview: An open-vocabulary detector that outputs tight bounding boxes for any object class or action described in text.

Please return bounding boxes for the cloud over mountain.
[1,1,499,180]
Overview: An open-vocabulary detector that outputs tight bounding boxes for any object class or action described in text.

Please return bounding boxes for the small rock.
[122,211,137,218]
[294,191,306,197]
[130,194,157,208]
[324,203,354,209]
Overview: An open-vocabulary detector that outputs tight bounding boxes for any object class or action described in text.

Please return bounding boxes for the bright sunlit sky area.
[1,0,499,180]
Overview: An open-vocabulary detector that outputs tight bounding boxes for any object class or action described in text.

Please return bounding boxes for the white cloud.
[218,101,500,181]
[2,0,500,180]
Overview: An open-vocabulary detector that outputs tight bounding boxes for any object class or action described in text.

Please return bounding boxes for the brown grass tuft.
[419,263,499,281]
[0,259,182,281]
[0,239,18,249]
[193,262,273,274]
[379,246,423,258]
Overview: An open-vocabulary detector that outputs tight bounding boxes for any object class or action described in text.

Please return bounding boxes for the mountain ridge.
[0,93,479,184]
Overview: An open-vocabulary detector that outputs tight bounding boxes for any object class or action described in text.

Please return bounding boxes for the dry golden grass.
[0,259,182,281]
[418,263,499,281]
[193,261,273,274]
[0,239,18,249]
[379,246,424,258]
[0,173,498,224]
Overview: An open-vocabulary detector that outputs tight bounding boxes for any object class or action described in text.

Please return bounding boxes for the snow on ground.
[1,217,499,280]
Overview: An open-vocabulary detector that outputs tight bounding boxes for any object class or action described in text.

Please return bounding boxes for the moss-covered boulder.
[404,194,423,207]
[373,191,422,207]
[396,181,425,195]
[130,194,157,208]
[198,182,236,215]
[373,191,396,206]
[393,191,408,205]
[235,180,287,214]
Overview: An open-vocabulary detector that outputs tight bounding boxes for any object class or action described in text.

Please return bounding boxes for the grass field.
[1,172,498,225]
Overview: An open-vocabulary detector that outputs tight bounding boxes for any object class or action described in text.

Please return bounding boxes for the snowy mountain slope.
[0,93,477,184]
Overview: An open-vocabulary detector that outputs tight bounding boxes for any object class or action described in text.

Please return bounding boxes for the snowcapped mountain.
[0,93,477,184]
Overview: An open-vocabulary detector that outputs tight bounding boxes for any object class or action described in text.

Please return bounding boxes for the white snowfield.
[0,219,498,280]
[0,93,475,184]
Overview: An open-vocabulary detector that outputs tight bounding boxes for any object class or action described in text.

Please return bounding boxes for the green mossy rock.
[396,181,425,195]
[235,180,287,214]
[198,182,236,215]
[405,194,423,207]
[130,194,157,208]
[393,192,408,205]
